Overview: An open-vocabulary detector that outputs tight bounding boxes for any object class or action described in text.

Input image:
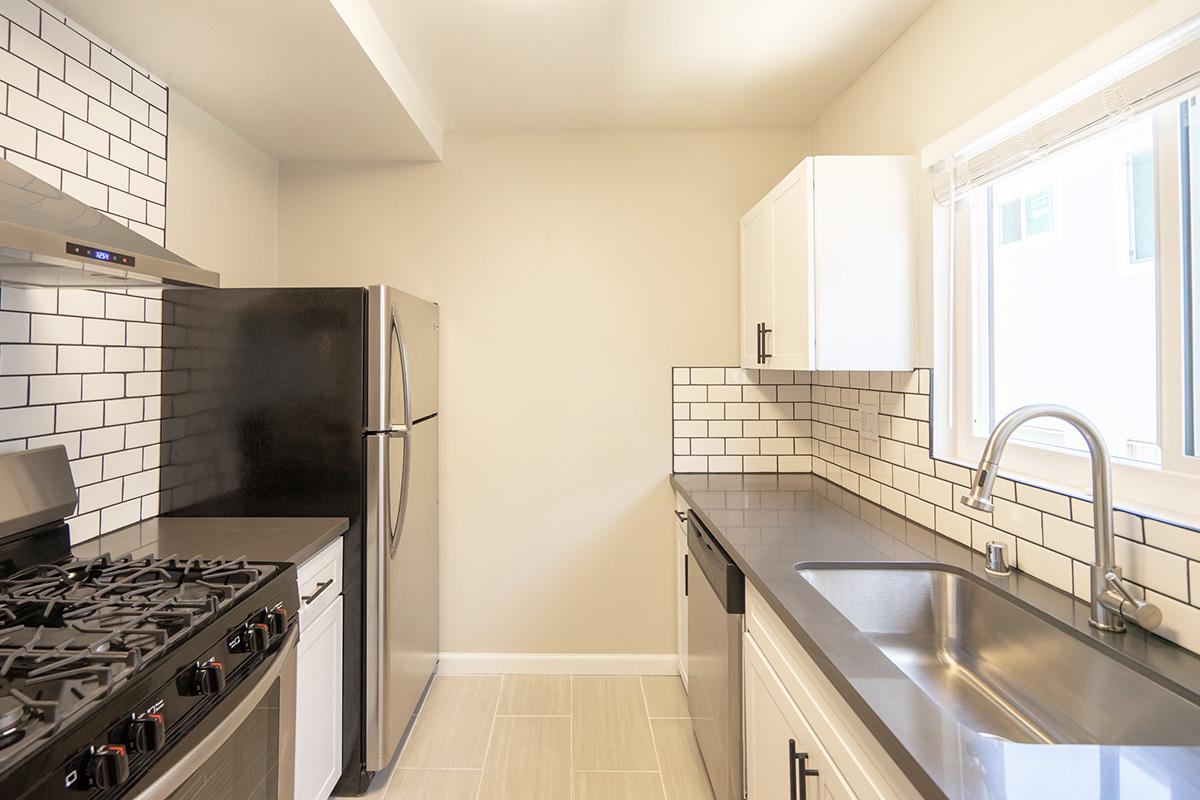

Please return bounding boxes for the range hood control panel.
[66,242,136,267]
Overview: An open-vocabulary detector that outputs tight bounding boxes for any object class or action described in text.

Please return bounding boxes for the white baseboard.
[437,652,679,676]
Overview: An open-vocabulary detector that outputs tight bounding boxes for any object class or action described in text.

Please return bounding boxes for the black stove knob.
[87,744,129,789]
[241,622,271,653]
[265,608,287,638]
[192,662,225,695]
[128,713,166,752]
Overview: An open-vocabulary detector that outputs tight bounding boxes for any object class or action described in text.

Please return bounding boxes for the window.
[933,17,1200,512]
[962,110,1161,464]
[996,186,1055,245]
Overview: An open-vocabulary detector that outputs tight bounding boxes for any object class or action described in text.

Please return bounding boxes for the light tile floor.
[372,674,716,800]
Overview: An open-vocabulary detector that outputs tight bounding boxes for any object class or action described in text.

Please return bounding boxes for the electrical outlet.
[861,410,879,441]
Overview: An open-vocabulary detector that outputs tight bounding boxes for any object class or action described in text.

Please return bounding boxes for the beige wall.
[276,129,808,655]
[809,0,1156,363]
[166,94,279,287]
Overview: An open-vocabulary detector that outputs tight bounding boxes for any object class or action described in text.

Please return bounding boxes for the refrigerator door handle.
[391,307,414,429]
[388,428,412,558]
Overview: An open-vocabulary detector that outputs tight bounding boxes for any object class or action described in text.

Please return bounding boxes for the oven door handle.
[130,625,298,800]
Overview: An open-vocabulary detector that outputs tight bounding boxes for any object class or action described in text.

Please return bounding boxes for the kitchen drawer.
[298,536,343,625]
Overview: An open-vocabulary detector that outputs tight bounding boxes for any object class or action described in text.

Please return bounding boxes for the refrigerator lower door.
[364,417,440,771]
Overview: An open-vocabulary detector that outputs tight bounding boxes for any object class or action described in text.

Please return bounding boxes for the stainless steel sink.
[795,564,1200,745]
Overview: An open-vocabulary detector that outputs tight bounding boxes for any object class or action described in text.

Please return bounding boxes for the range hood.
[0,157,219,289]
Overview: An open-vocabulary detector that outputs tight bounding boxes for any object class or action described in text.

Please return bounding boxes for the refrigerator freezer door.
[367,286,438,432]
[364,418,439,771]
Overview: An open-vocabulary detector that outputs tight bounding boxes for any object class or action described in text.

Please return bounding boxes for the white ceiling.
[55,0,442,161]
[53,0,933,159]
[368,0,934,131]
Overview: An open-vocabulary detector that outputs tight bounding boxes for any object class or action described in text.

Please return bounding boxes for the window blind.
[932,16,1200,204]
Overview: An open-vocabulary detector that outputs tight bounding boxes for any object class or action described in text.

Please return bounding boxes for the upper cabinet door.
[769,163,814,371]
[740,205,773,369]
[739,156,915,373]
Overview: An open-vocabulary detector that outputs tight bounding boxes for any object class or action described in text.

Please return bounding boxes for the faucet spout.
[959,404,1159,634]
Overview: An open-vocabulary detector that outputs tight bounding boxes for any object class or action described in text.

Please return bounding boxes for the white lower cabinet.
[295,594,344,800]
[745,634,854,799]
[674,492,689,688]
[743,584,922,800]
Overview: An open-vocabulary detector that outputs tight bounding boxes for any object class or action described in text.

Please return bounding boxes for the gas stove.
[0,554,278,767]
[0,447,299,800]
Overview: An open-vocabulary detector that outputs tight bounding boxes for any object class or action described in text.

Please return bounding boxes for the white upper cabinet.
[739,156,915,371]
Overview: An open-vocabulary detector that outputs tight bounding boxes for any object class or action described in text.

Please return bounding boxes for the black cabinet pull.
[755,322,763,364]
[683,553,688,597]
[789,739,819,800]
[302,579,334,605]
[762,325,772,360]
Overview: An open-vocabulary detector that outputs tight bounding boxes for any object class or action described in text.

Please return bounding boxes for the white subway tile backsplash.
[104,293,143,321]
[28,373,77,404]
[39,13,87,62]
[101,446,141,479]
[0,0,35,33]
[671,365,1200,655]
[102,396,140,425]
[1,343,55,374]
[80,423,123,456]
[64,57,108,103]
[108,136,147,172]
[11,24,62,75]
[109,84,148,125]
[81,317,123,345]
[0,403,51,438]
[9,88,62,135]
[0,310,27,341]
[1,286,55,313]
[86,96,128,138]
[88,43,131,89]
[37,72,86,117]
[0,375,25,407]
[57,344,102,373]
[81,372,121,400]
[30,312,81,343]
[129,120,163,157]
[0,0,171,550]
[0,44,36,93]
[53,399,101,431]
[61,171,106,208]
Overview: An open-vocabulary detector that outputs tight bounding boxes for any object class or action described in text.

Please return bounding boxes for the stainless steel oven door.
[127,627,298,800]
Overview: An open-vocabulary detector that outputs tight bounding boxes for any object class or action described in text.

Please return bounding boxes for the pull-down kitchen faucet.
[961,404,1162,633]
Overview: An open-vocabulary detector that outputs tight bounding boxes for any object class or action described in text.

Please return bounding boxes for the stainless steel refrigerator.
[158,284,439,794]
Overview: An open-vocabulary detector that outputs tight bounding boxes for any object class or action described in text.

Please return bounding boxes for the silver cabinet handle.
[302,579,334,605]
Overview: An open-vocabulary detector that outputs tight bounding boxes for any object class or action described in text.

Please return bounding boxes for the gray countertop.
[71,516,349,566]
[672,472,1200,800]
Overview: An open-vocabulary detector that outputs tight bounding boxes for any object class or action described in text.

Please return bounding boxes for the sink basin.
[795,564,1200,745]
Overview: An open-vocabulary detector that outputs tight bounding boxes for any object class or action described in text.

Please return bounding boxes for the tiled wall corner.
[672,365,1200,655]
[0,1,169,544]
[672,367,813,474]
[0,0,168,244]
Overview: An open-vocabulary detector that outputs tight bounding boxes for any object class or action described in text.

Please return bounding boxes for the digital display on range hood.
[66,242,135,267]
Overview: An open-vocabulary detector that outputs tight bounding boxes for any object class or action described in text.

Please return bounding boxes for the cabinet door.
[740,205,773,369]
[675,512,689,688]
[769,163,814,370]
[296,595,344,800]
[744,634,855,800]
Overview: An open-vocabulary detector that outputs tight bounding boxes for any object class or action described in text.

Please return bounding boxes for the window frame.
[941,99,1200,520]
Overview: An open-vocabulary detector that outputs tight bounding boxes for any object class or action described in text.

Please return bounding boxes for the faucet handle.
[1100,571,1163,631]
[983,541,1011,576]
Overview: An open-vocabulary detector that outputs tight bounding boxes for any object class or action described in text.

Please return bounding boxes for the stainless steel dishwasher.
[687,511,744,800]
